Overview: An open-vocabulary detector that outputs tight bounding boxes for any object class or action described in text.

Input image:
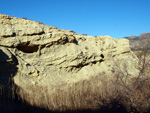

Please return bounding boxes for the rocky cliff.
[0,14,139,111]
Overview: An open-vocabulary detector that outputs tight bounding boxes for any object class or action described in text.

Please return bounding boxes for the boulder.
[0,14,139,111]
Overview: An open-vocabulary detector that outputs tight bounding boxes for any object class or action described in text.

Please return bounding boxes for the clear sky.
[1,0,150,38]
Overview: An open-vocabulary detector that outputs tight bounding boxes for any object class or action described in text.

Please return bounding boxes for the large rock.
[0,14,139,111]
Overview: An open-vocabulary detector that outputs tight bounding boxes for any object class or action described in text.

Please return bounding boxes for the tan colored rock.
[0,14,139,111]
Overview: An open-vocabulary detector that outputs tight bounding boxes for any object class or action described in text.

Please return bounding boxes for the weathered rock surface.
[0,14,139,111]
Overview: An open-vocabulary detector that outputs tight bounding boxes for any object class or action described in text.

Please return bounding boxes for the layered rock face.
[0,14,139,111]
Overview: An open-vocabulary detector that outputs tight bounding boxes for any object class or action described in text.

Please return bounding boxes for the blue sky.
[1,0,150,38]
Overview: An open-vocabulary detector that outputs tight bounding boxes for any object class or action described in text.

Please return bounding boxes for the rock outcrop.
[0,14,139,111]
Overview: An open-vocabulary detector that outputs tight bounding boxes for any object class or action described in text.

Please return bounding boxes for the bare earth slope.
[0,14,139,111]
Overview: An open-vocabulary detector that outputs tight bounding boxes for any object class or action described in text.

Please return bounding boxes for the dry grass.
[17,72,150,112]
[18,74,111,111]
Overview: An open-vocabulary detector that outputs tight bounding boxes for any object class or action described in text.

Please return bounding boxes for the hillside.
[124,33,150,51]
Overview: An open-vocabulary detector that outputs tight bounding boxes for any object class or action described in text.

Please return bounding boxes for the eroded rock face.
[0,14,139,111]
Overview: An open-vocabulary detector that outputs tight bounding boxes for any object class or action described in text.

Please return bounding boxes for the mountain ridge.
[124,33,150,51]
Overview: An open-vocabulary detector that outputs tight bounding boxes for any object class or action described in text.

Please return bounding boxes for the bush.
[106,50,150,112]
[22,17,28,20]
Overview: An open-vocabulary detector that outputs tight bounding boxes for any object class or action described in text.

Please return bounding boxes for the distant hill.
[124,33,150,51]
